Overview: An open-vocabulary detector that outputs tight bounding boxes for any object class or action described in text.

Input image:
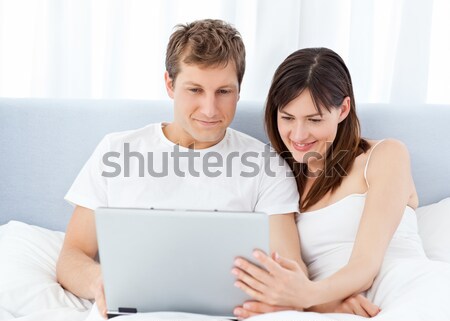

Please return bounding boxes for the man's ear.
[164,71,174,99]
[338,96,351,123]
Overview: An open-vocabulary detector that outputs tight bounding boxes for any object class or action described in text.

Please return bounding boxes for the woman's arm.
[231,212,306,319]
[235,214,380,318]
[268,213,308,276]
[233,139,415,309]
[235,294,380,319]
[310,139,415,305]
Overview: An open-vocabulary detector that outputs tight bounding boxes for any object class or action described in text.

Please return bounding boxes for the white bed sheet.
[1,196,450,321]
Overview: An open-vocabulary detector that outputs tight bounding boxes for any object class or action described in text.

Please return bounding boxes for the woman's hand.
[308,294,380,317]
[333,294,381,317]
[233,301,294,319]
[232,250,314,309]
[234,294,380,319]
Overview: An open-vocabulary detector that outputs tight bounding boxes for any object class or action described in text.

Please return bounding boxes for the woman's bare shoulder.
[364,138,418,207]
[365,138,409,159]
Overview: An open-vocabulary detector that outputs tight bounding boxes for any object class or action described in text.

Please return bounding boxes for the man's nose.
[198,93,218,118]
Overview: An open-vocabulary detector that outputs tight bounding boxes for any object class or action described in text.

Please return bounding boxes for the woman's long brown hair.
[265,48,369,212]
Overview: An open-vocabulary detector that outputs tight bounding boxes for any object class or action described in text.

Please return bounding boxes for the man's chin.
[190,133,225,149]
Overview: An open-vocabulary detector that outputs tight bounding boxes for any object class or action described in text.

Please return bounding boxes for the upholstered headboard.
[1,98,449,231]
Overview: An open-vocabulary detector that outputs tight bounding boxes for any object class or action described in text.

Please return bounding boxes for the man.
[56,19,302,319]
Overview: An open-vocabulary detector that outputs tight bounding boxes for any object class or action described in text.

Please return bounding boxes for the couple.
[56,19,450,320]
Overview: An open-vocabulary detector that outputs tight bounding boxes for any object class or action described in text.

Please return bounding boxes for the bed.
[0,98,449,320]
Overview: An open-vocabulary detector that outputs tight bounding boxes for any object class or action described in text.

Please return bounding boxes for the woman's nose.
[290,123,309,142]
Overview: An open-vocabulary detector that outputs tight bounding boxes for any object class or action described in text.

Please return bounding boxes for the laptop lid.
[95,208,269,318]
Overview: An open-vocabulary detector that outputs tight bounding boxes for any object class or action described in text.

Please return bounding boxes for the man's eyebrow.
[184,81,202,87]
[214,83,238,89]
[183,81,236,88]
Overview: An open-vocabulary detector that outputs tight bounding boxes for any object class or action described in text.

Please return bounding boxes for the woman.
[232,48,450,320]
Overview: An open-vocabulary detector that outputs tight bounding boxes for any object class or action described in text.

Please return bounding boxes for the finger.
[96,284,107,319]
[234,257,272,285]
[232,268,267,293]
[251,250,283,276]
[233,307,260,320]
[273,252,300,271]
[351,305,370,318]
[348,298,370,318]
[234,280,265,302]
[243,301,291,313]
[356,295,381,317]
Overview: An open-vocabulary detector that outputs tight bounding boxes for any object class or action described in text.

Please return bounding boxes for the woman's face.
[277,89,349,171]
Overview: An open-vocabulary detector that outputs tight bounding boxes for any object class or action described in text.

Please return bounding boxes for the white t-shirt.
[65,123,299,215]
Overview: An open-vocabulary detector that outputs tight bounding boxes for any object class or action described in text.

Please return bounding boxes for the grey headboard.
[1,98,449,231]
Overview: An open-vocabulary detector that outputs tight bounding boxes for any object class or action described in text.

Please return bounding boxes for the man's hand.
[90,275,107,319]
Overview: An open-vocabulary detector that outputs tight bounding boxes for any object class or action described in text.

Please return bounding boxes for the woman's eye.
[281,116,294,121]
[218,89,231,94]
[309,118,322,123]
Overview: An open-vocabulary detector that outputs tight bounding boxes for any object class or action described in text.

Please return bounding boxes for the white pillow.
[0,220,92,317]
[416,197,450,263]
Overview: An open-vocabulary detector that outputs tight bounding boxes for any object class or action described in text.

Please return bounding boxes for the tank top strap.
[363,139,386,188]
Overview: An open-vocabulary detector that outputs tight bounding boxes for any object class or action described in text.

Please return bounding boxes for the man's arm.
[56,205,102,300]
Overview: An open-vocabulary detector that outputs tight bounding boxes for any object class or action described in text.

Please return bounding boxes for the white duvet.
[1,198,450,321]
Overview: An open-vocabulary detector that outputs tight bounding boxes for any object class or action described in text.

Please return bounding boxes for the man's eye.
[218,89,231,94]
[189,88,201,93]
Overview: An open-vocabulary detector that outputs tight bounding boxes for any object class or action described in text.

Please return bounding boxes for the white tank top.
[297,140,426,281]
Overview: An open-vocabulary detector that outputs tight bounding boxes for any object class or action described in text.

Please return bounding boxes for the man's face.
[164,61,240,149]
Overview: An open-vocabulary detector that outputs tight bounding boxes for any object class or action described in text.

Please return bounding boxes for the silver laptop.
[95,207,269,319]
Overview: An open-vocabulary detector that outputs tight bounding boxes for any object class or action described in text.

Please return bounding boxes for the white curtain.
[0,0,449,104]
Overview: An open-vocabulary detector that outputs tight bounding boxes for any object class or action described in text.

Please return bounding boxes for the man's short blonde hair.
[165,19,246,89]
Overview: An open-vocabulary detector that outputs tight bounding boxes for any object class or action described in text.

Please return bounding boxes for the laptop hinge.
[118,307,137,314]
[107,307,138,319]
